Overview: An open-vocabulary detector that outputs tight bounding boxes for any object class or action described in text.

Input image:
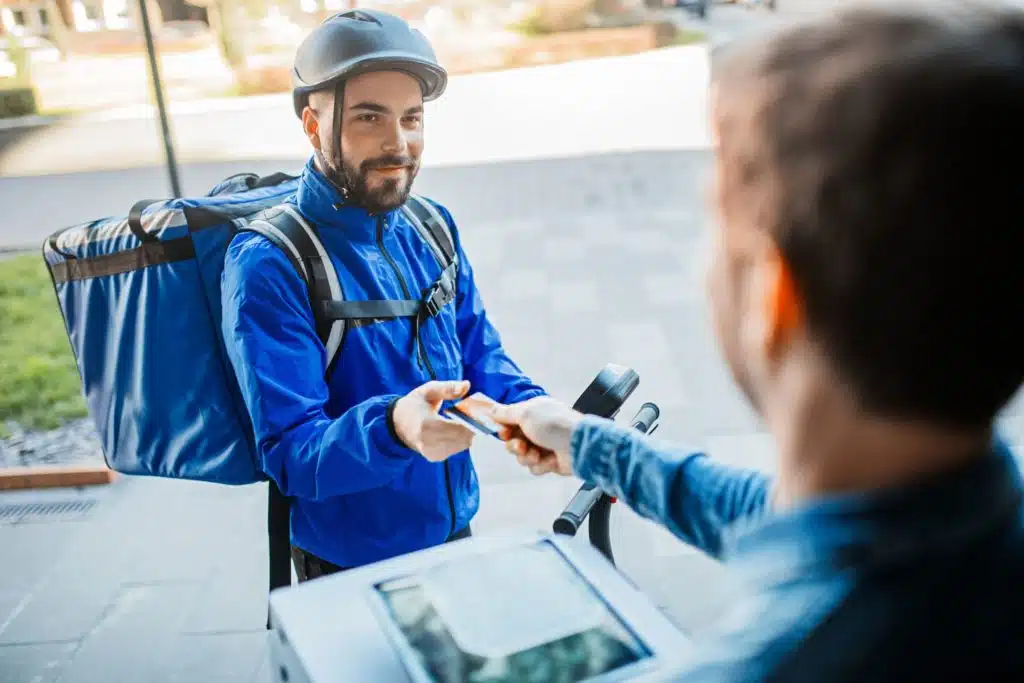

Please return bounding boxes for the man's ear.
[301,107,321,151]
[762,245,803,355]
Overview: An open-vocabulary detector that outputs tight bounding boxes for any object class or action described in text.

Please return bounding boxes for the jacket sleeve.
[433,203,547,405]
[571,415,771,560]
[221,233,418,502]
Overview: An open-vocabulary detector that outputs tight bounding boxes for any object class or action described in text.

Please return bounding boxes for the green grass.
[670,28,707,46]
[0,254,87,436]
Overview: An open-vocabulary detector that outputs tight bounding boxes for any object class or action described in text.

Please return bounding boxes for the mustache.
[362,155,415,171]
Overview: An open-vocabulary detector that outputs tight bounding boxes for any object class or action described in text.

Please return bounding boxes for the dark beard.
[323,153,418,214]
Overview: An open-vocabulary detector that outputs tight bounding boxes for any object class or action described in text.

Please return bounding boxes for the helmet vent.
[339,10,382,25]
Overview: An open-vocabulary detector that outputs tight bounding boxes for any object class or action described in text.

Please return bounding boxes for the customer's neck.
[768,377,990,511]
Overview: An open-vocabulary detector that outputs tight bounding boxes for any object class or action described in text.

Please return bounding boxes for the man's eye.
[358,114,378,123]
[403,116,422,126]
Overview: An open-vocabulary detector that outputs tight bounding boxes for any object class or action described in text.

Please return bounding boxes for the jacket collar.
[724,436,1023,587]
[295,155,401,243]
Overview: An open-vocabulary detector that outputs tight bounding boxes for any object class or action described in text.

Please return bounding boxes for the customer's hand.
[491,397,583,476]
[393,380,475,462]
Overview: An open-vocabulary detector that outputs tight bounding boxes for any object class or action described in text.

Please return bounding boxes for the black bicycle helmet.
[291,9,448,118]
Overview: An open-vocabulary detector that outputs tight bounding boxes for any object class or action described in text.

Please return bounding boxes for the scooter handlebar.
[552,402,661,537]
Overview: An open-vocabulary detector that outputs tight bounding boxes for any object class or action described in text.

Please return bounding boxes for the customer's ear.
[762,246,803,358]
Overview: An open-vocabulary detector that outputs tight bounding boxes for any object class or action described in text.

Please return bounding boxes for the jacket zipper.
[376,216,457,537]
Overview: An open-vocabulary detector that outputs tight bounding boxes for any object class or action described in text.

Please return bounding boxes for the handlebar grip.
[630,402,660,434]
[553,483,604,536]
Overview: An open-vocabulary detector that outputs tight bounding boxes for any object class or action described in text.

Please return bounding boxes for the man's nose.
[381,122,408,155]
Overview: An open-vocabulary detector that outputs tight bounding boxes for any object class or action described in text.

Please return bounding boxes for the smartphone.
[444,392,504,440]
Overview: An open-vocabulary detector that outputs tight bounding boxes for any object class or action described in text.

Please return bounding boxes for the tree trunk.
[55,0,74,28]
[47,0,73,59]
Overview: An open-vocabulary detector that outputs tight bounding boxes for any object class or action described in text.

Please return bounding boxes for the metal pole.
[137,0,183,198]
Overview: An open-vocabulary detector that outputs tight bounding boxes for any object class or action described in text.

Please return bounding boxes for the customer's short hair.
[712,2,1024,428]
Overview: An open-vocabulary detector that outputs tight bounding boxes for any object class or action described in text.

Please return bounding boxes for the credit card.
[444,392,504,439]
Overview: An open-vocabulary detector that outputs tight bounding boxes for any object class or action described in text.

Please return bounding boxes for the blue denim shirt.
[571,416,1024,682]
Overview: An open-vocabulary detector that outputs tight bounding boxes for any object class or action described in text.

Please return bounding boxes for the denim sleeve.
[570,415,772,559]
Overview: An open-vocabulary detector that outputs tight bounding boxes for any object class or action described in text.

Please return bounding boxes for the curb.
[0,464,117,491]
[0,93,293,130]
[0,114,66,131]
[0,244,37,254]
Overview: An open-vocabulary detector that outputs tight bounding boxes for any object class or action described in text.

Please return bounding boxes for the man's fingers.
[420,380,471,404]
[530,462,556,476]
[507,438,553,469]
[505,437,529,457]
[490,402,526,426]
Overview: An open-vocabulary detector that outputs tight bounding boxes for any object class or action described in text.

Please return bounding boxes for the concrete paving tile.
[607,320,675,363]
[473,477,585,538]
[548,279,602,314]
[706,433,777,475]
[0,503,86,594]
[0,592,26,634]
[178,570,268,635]
[0,641,78,683]
[56,583,201,683]
[497,267,550,300]
[643,272,704,307]
[0,577,121,646]
[161,632,268,683]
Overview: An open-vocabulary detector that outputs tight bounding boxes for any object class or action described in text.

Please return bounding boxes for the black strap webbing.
[49,237,195,284]
[318,298,421,321]
[267,480,291,628]
[253,171,299,189]
[128,199,162,244]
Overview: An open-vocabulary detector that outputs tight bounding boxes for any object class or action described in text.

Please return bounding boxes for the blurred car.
[668,0,710,19]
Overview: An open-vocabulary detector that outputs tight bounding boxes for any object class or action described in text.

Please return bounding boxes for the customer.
[493,4,1024,680]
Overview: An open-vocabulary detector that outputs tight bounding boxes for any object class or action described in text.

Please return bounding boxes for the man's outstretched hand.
[393,380,476,462]
[491,397,584,476]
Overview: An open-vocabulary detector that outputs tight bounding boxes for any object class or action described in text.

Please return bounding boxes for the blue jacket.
[570,417,1024,681]
[221,158,545,568]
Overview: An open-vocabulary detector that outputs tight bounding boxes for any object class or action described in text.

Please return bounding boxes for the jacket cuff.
[384,396,417,457]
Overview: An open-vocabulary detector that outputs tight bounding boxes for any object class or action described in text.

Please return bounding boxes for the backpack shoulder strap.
[401,195,459,317]
[402,194,456,270]
[241,205,347,373]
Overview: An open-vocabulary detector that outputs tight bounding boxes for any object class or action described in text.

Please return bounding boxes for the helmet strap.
[313,80,350,202]
[331,80,348,200]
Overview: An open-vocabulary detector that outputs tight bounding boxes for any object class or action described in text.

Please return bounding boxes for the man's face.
[305,70,425,213]
[704,96,770,415]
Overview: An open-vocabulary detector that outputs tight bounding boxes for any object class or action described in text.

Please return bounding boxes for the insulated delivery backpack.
[42,170,458,617]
